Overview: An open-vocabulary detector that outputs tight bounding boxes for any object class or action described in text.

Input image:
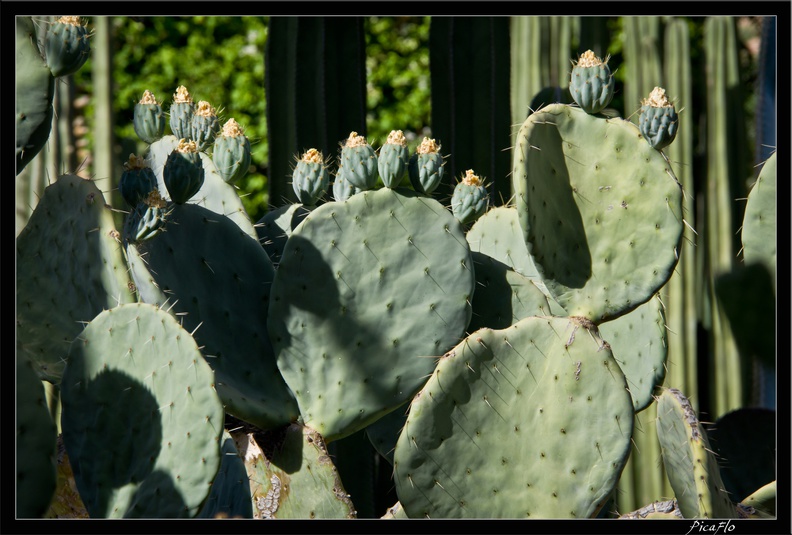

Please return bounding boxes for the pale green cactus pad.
[16,175,135,382]
[741,151,776,282]
[60,303,225,518]
[269,188,474,442]
[393,316,634,518]
[512,104,684,323]
[655,388,738,519]
[232,425,356,519]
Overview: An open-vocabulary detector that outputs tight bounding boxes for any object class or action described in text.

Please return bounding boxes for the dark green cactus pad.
[133,98,165,145]
[393,316,634,518]
[60,303,225,518]
[742,151,776,280]
[512,103,684,323]
[16,353,57,518]
[468,251,551,332]
[17,175,135,382]
[164,147,205,204]
[655,388,738,519]
[365,402,409,466]
[198,430,253,518]
[255,203,311,267]
[146,135,257,239]
[569,51,614,115]
[212,119,251,184]
[16,16,56,175]
[125,203,300,431]
[44,17,90,78]
[598,295,667,413]
[269,188,474,442]
[232,425,356,518]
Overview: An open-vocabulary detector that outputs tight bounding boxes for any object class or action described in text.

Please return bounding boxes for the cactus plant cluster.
[16,15,775,522]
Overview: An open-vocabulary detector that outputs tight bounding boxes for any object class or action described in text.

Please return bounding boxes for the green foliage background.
[69,16,431,223]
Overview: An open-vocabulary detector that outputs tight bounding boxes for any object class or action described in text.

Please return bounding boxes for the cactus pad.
[393,316,635,518]
[269,188,474,442]
[60,303,225,518]
[17,175,135,382]
[512,103,684,323]
[125,203,300,430]
[655,388,738,519]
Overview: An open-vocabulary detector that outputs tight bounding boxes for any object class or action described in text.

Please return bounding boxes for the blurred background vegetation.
[36,16,433,223]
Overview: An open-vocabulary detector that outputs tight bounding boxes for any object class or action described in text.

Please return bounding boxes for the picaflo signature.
[686,519,735,535]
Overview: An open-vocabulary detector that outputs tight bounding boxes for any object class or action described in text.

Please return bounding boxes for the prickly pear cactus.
[569,50,615,115]
[638,87,679,150]
[268,188,475,442]
[393,316,635,518]
[512,103,684,323]
[340,131,378,190]
[212,118,251,184]
[233,425,356,519]
[125,202,300,431]
[378,130,410,188]
[133,90,165,145]
[16,353,57,518]
[408,137,445,195]
[451,169,489,225]
[468,251,551,332]
[598,295,667,412]
[60,303,226,518]
[163,139,205,204]
[655,388,738,519]
[16,175,135,382]
[255,203,311,267]
[197,430,253,519]
[291,148,330,206]
[741,151,776,281]
[16,16,56,174]
[169,85,195,141]
[44,16,91,78]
